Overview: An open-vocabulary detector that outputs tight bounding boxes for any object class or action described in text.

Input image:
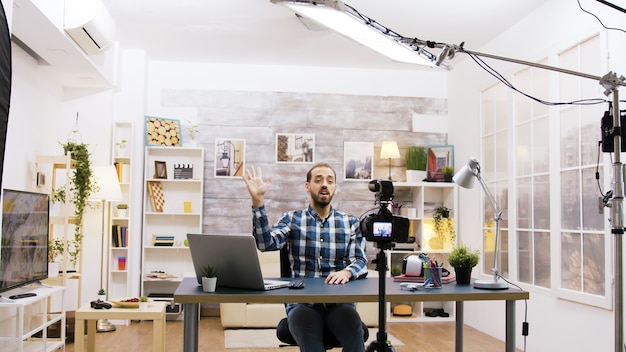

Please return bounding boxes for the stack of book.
[152,234,175,246]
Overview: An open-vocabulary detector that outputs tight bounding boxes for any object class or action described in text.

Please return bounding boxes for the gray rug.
[224,328,404,349]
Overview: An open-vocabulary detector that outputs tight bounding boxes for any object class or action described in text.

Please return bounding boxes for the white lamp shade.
[452,157,480,189]
[380,141,400,159]
[90,165,122,201]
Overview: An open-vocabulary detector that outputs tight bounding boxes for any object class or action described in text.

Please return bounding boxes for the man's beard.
[311,189,333,207]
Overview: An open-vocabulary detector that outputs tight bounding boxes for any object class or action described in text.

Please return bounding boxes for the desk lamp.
[90,166,123,331]
[453,157,508,290]
[380,141,400,181]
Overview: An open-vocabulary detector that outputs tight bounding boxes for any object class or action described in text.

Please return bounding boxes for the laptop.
[187,233,290,291]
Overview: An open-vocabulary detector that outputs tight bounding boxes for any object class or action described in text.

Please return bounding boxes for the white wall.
[448,0,624,350]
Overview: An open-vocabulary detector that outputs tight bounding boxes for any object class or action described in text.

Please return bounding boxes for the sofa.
[219,250,378,328]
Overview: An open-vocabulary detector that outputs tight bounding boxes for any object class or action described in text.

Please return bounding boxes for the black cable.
[496,274,529,352]
[466,51,608,107]
[577,0,626,34]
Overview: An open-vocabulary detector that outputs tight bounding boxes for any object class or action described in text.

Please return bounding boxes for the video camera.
[361,180,410,244]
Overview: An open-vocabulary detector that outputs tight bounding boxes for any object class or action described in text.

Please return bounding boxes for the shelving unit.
[35,154,81,311]
[0,285,65,352]
[107,122,134,303]
[141,146,204,319]
[386,181,458,323]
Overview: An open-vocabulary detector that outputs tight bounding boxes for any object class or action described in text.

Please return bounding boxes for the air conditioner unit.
[64,0,115,55]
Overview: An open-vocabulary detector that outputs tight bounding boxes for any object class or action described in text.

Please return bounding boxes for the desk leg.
[86,320,97,352]
[455,301,463,352]
[183,303,199,352]
[153,311,165,352]
[505,300,515,352]
[75,318,85,352]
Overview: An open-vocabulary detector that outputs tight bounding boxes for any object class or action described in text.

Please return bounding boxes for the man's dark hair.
[306,162,336,182]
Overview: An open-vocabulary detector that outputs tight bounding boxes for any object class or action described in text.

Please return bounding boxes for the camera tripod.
[366,242,395,352]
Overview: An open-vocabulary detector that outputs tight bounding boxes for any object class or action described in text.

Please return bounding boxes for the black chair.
[275,245,369,349]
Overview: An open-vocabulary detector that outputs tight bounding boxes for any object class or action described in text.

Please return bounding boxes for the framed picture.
[215,138,246,178]
[145,116,182,147]
[344,142,373,181]
[276,133,315,163]
[426,145,454,182]
[154,161,167,179]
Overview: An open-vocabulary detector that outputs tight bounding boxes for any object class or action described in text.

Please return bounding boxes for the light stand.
[90,166,123,333]
[453,157,508,290]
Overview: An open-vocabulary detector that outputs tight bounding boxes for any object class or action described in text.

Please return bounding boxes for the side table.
[74,301,166,352]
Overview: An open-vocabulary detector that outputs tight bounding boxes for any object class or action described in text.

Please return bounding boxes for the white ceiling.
[101,0,551,70]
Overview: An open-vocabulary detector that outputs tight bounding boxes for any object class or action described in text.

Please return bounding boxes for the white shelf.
[141,146,204,302]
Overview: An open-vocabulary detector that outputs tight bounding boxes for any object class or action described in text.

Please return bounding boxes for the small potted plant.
[115,139,128,157]
[48,238,65,277]
[442,166,455,182]
[186,120,199,147]
[448,243,480,285]
[97,288,106,301]
[431,205,455,250]
[116,203,128,218]
[405,146,427,183]
[201,263,218,292]
[139,295,149,311]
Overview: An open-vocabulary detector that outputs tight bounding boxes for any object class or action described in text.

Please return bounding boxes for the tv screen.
[0,189,49,292]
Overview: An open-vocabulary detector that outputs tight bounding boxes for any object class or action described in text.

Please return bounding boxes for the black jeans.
[285,303,365,352]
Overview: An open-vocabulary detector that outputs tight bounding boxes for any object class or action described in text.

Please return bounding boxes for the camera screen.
[372,221,392,238]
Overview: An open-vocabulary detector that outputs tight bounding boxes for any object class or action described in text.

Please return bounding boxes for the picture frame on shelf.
[343,141,373,181]
[426,145,454,182]
[214,138,245,178]
[145,116,182,147]
[154,161,167,179]
[275,133,315,164]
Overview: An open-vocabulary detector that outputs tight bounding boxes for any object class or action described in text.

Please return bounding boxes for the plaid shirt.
[252,204,368,280]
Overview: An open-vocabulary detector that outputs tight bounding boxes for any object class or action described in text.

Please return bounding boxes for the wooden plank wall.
[161,89,448,251]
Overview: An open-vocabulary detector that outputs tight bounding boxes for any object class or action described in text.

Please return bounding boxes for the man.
[242,163,368,352]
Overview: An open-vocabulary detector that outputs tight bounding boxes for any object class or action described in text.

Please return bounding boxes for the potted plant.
[442,166,455,182]
[430,205,455,250]
[116,203,128,218]
[201,263,218,292]
[139,295,149,311]
[448,243,480,285]
[97,288,106,301]
[405,146,427,182]
[115,139,128,157]
[47,238,65,277]
[186,120,199,147]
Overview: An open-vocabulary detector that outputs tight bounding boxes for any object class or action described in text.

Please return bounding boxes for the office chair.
[275,245,369,349]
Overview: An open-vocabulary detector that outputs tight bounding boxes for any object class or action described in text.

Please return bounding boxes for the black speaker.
[601,109,626,152]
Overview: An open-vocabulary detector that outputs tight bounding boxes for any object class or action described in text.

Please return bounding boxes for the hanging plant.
[431,205,456,248]
[58,140,98,266]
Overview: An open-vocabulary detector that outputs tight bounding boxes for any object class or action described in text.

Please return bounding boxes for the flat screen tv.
[0,189,49,293]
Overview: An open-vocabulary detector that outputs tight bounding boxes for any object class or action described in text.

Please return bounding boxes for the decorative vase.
[139,301,149,311]
[98,294,106,301]
[117,209,127,218]
[48,262,60,278]
[187,140,198,148]
[116,145,127,157]
[202,277,217,292]
[406,170,427,183]
[454,267,473,285]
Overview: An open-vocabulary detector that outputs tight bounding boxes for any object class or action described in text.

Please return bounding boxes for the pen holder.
[423,267,442,288]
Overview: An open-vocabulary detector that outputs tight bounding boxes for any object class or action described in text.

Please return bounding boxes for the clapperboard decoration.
[174,163,193,179]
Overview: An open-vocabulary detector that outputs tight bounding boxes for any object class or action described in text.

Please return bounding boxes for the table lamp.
[453,157,508,290]
[380,141,400,181]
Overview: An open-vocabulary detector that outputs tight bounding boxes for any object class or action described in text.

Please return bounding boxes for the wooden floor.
[62,316,519,352]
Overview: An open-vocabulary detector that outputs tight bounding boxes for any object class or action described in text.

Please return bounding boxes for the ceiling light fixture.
[271,0,445,68]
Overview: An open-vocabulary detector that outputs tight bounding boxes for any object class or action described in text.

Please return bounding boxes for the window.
[481,83,509,278]
[514,63,551,288]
